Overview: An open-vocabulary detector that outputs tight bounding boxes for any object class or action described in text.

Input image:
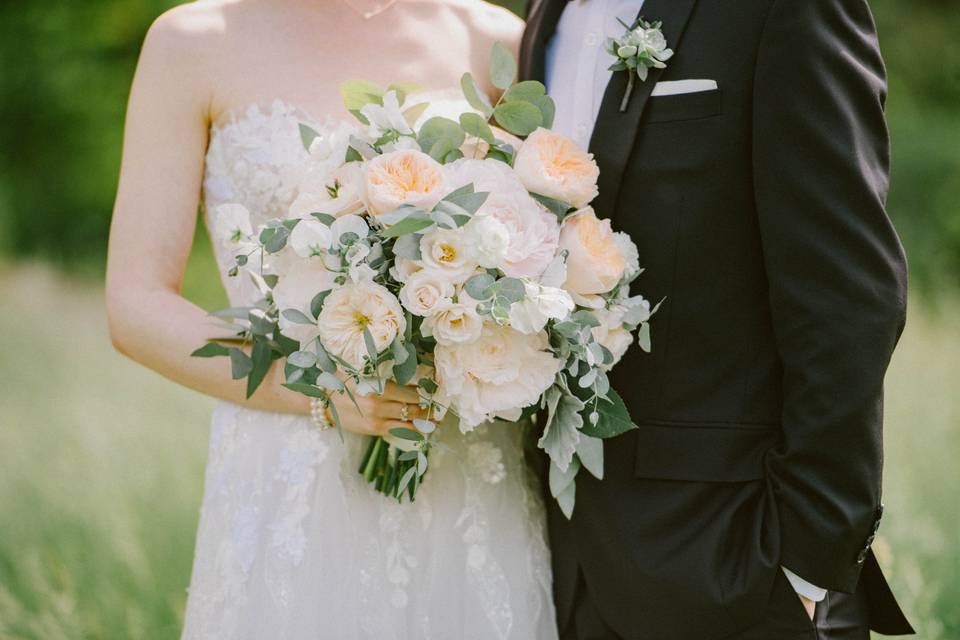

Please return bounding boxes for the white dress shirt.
[543,0,828,605]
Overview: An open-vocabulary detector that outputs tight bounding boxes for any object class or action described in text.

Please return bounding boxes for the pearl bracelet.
[309,397,334,431]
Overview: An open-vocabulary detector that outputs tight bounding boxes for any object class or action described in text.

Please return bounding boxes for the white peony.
[399,269,455,317]
[508,281,576,334]
[290,162,367,219]
[434,324,562,431]
[288,218,332,258]
[317,280,406,370]
[273,259,338,346]
[419,227,478,282]
[443,159,560,279]
[422,297,484,345]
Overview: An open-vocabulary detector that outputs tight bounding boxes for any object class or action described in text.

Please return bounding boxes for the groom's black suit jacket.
[521,0,913,637]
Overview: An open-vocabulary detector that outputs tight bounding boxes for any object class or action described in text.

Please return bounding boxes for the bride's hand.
[329,380,424,437]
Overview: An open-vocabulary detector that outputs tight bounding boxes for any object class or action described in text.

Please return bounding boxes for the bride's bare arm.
[106,11,307,415]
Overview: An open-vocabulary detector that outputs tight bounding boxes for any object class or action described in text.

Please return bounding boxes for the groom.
[520,0,914,638]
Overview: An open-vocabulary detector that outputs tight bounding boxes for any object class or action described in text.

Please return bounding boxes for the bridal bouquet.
[194,44,657,517]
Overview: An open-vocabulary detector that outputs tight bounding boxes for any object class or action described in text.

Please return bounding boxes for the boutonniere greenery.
[606,18,674,112]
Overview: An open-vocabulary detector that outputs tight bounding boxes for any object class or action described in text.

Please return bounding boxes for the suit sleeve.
[752,0,907,593]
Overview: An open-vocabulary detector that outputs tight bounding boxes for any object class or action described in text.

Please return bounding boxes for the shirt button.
[584,32,599,47]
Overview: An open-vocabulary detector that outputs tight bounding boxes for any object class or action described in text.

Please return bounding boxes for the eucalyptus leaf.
[417,117,465,158]
[464,273,496,300]
[287,350,317,368]
[246,340,273,398]
[282,308,315,325]
[459,112,495,144]
[413,419,436,434]
[460,72,494,117]
[314,341,338,373]
[390,427,424,442]
[362,326,379,365]
[316,371,345,392]
[533,94,557,129]
[493,101,543,137]
[549,456,581,498]
[282,382,327,398]
[191,343,230,358]
[443,189,489,215]
[417,451,429,476]
[381,214,434,238]
[503,80,546,103]
[496,277,526,303]
[393,343,418,385]
[211,306,254,320]
[229,347,253,380]
[397,466,417,495]
[530,192,572,220]
[489,41,517,90]
[638,322,652,352]
[310,291,330,320]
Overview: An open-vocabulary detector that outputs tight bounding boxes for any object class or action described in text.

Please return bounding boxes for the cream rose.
[364,149,445,216]
[559,207,627,296]
[317,281,406,369]
[514,128,599,208]
[443,159,560,279]
[422,298,484,345]
[399,269,455,317]
[434,324,562,431]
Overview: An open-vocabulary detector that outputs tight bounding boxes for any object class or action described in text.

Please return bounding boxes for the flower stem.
[620,72,636,112]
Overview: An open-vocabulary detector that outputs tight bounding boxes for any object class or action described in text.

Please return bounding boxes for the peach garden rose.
[364,148,446,216]
[513,127,600,209]
[559,207,627,297]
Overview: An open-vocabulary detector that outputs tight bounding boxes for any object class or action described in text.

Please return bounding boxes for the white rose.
[390,256,422,283]
[443,159,560,279]
[509,281,575,334]
[213,203,253,245]
[419,227,478,282]
[288,218,332,258]
[514,128,599,208]
[434,324,562,431]
[273,259,338,346]
[290,162,366,219]
[463,215,510,269]
[399,269,455,317]
[422,298,484,345]
[317,280,406,370]
[365,149,446,216]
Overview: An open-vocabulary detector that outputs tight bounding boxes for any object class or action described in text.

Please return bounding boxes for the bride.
[104,0,557,638]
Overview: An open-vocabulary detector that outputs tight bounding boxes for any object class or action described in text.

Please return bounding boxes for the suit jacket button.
[857,549,868,564]
[865,534,875,548]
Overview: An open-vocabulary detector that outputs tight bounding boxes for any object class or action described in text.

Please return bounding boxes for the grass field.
[0,260,957,639]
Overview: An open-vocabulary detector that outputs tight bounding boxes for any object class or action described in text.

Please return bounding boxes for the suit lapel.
[519,0,567,83]
[588,0,699,219]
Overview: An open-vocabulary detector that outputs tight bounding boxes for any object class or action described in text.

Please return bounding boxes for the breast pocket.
[643,88,722,124]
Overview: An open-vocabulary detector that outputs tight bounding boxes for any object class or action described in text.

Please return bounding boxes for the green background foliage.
[0,1,957,638]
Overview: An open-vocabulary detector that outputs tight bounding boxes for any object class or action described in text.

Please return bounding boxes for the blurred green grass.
[1,258,958,639]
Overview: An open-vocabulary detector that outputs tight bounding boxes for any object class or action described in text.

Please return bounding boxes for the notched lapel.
[588,0,699,220]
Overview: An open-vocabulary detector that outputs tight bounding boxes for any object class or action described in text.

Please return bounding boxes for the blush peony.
[434,324,561,431]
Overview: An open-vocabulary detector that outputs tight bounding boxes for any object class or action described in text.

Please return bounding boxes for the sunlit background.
[1,1,957,638]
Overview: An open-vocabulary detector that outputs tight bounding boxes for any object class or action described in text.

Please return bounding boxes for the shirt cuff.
[782,566,828,602]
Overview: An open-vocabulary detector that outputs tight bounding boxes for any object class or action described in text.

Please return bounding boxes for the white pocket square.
[651,79,718,97]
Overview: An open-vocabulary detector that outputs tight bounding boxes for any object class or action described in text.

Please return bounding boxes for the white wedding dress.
[180,98,558,640]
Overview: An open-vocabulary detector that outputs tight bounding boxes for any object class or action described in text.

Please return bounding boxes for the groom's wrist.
[782,566,827,602]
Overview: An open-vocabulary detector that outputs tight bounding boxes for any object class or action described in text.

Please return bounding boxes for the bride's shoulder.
[425,0,524,46]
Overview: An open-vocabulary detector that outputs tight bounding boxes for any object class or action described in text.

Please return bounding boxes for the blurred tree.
[0,0,957,291]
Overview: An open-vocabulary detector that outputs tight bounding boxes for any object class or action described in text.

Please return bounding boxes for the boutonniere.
[605,18,674,112]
